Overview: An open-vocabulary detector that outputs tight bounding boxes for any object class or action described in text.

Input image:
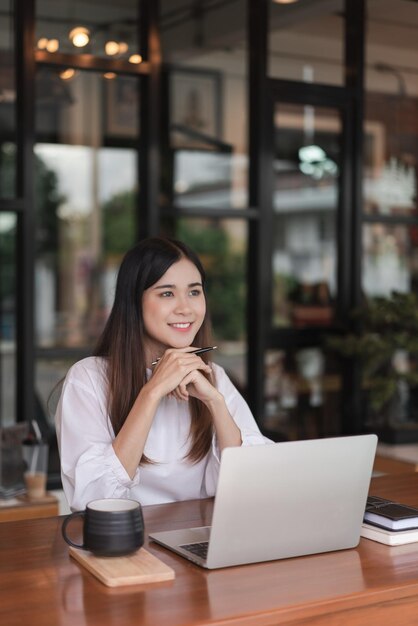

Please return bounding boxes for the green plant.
[327,292,418,412]
[102,189,137,255]
[176,221,245,341]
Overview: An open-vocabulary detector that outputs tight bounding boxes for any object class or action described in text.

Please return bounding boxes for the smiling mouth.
[169,322,192,329]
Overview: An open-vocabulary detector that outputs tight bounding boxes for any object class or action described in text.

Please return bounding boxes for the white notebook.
[361,522,418,546]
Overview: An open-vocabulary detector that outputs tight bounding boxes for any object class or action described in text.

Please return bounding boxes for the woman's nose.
[174,295,192,313]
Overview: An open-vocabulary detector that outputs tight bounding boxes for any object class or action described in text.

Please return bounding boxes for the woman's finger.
[149,353,212,399]
[170,381,189,400]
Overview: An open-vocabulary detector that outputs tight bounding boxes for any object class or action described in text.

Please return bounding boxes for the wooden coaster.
[17,492,57,504]
[69,546,175,587]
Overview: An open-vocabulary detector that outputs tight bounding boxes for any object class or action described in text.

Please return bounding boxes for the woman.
[55,237,268,510]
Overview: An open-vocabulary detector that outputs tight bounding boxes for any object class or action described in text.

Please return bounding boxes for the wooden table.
[0,492,59,522]
[3,475,418,625]
[374,443,418,474]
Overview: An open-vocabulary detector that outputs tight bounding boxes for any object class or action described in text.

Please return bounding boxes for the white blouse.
[55,356,269,510]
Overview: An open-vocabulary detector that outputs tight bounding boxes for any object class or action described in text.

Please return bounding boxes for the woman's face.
[142,257,206,360]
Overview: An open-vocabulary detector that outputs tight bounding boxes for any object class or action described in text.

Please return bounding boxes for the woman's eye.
[160,291,173,297]
[190,289,201,296]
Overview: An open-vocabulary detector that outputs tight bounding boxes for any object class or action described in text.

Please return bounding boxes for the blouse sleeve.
[55,361,140,511]
[204,364,272,497]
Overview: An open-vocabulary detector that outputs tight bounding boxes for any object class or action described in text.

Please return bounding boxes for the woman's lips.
[169,322,192,331]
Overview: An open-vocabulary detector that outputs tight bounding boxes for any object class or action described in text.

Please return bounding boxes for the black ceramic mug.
[61,498,144,557]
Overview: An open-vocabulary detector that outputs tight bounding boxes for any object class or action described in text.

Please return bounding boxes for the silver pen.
[151,345,217,367]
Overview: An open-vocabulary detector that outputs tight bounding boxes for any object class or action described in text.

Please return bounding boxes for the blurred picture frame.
[169,67,222,149]
[105,76,139,138]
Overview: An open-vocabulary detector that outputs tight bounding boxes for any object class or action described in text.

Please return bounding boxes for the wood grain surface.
[2,475,418,625]
[0,493,59,522]
[69,546,175,586]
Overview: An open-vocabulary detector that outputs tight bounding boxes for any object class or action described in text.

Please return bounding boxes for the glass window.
[34,69,139,417]
[161,0,248,209]
[0,213,16,427]
[0,0,16,199]
[263,347,342,441]
[363,0,418,217]
[268,0,344,85]
[35,0,141,62]
[163,217,248,393]
[362,223,418,297]
[271,103,341,328]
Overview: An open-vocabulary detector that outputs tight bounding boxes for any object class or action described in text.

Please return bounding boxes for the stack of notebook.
[361,496,418,545]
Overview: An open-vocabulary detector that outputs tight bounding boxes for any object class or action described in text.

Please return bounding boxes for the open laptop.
[149,434,377,569]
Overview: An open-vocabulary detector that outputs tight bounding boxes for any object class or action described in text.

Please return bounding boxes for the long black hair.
[94,237,214,463]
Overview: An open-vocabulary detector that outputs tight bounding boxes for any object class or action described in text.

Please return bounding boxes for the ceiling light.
[299,145,326,163]
[298,145,338,180]
[103,72,117,80]
[69,26,90,48]
[46,39,59,53]
[105,40,129,56]
[59,68,77,81]
[128,54,142,64]
[37,38,48,50]
[105,40,119,56]
[273,0,299,4]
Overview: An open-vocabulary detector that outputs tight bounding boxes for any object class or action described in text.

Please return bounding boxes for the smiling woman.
[55,237,269,511]
[142,257,207,356]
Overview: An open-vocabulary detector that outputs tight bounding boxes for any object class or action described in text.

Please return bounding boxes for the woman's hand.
[146,348,213,401]
[148,348,242,451]
[171,366,242,451]
[171,368,220,404]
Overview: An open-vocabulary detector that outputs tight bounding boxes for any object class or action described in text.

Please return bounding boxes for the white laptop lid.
[150,434,377,569]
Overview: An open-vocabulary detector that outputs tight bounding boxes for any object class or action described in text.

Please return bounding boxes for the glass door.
[262,93,346,442]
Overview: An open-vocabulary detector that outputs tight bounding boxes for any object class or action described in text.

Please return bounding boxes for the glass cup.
[22,442,49,500]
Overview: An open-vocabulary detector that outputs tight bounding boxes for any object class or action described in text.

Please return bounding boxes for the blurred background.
[0,0,417,487]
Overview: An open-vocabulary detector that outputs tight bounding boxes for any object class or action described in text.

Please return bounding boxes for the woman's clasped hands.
[149,347,219,404]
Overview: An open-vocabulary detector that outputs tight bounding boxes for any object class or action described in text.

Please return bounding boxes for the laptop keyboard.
[180,541,209,559]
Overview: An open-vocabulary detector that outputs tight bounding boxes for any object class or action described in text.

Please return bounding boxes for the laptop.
[149,434,377,569]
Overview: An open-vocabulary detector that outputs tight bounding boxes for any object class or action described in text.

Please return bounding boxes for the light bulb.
[128,54,142,64]
[299,145,326,163]
[46,39,59,53]
[69,27,90,48]
[37,38,48,50]
[103,72,116,80]
[105,40,119,56]
[60,68,76,80]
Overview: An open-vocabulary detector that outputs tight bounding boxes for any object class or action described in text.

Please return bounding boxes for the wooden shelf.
[0,493,59,522]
